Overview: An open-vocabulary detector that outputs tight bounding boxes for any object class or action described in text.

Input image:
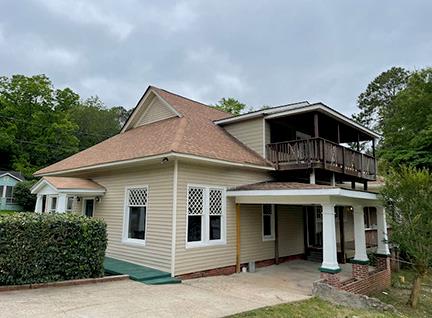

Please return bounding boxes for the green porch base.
[350,258,370,265]
[319,266,341,274]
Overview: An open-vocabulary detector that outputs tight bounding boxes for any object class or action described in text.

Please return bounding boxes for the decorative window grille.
[125,187,148,242]
[128,188,148,206]
[209,189,223,240]
[262,204,275,240]
[187,186,225,245]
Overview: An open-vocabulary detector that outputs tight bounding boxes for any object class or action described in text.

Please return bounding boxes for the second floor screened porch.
[265,108,377,183]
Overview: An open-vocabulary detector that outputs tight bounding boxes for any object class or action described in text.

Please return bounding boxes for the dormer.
[122,87,181,132]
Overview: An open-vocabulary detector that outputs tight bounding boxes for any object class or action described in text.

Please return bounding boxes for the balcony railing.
[266,137,376,180]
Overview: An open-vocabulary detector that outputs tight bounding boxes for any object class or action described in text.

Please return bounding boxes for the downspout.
[170,159,178,277]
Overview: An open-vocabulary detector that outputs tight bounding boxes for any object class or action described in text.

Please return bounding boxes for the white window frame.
[82,197,96,217]
[49,196,58,213]
[122,185,148,246]
[186,184,226,248]
[262,204,275,241]
[66,196,74,212]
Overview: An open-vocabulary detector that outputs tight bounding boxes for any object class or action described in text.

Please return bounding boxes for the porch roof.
[31,177,106,195]
[227,181,380,206]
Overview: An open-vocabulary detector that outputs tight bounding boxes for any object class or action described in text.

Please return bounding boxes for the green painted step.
[143,277,182,285]
[104,257,181,285]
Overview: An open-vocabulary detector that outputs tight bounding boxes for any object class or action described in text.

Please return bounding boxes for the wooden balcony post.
[275,144,279,169]
[314,113,319,137]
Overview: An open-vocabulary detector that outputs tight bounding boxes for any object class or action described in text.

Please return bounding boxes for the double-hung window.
[66,196,74,212]
[49,196,57,213]
[262,204,275,241]
[5,186,14,204]
[123,186,148,245]
[187,186,225,247]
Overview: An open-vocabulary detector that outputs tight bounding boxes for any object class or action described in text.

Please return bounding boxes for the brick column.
[376,255,390,271]
[352,262,369,280]
[320,272,341,288]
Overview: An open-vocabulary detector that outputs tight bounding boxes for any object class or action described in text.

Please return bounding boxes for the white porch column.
[353,205,369,262]
[320,203,340,272]
[35,195,43,213]
[376,206,390,255]
[57,194,67,213]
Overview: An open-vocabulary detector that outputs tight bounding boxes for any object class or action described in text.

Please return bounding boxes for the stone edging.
[312,280,397,313]
[0,275,130,292]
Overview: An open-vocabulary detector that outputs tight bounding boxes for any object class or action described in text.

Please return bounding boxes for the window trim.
[122,185,149,246]
[66,196,74,212]
[49,195,58,213]
[186,184,226,248]
[5,185,15,204]
[82,197,95,217]
[262,204,275,241]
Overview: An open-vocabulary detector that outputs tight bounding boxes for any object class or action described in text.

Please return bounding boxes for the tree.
[213,97,246,115]
[0,75,80,175]
[0,74,127,174]
[13,180,37,211]
[353,67,409,133]
[68,96,121,150]
[379,68,432,169]
[381,167,432,308]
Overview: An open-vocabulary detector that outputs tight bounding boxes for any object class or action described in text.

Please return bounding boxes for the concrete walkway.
[0,260,348,318]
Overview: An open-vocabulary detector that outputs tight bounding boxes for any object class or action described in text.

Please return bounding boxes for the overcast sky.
[1,1,431,115]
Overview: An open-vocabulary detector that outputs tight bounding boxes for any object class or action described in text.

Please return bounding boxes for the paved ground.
[0,260,353,318]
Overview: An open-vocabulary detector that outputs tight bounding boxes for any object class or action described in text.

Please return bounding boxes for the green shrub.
[0,213,107,285]
[13,180,37,211]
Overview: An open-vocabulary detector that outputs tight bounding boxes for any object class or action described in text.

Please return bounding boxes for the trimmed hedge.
[0,213,107,285]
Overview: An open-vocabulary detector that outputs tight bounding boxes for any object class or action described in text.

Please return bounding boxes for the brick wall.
[340,268,391,295]
[320,256,391,295]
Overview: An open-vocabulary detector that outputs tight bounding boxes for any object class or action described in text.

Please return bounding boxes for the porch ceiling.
[227,181,380,206]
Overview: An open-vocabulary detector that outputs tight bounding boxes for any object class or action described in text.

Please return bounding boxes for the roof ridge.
[150,86,232,116]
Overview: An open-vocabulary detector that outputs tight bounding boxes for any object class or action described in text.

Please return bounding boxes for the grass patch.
[228,297,397,318]
[373,268,432,318]
[0,210,17,216]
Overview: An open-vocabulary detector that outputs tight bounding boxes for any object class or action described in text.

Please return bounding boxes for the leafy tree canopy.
[213,97,246,115]
[379,68,432,169]
[353,67,410,134]
[0,74,128,176]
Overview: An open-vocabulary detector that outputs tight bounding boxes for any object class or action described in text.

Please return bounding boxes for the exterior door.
[84,199,94,217]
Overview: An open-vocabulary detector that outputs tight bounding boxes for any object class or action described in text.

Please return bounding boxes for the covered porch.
[31,176,106,215]
[228,181,391,294]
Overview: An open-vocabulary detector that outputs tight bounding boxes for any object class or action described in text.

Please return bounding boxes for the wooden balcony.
[266,138,376,181]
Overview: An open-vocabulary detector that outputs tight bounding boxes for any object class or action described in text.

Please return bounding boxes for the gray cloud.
[1,0,431,115]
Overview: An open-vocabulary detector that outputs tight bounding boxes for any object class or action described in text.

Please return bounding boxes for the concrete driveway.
[0,260,338,318]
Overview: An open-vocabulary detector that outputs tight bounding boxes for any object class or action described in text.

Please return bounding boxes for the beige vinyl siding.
[277,205,305,257]
[264,120,271,157]
[240,205,305,263]
[91,163,174,272]
[135,96,177,127]
[240,204,275,262]
[174,161,269,275]
[223,118,265,157]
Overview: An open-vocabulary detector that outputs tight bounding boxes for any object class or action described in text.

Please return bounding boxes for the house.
[0,171,24,211]
[31,86,391,293]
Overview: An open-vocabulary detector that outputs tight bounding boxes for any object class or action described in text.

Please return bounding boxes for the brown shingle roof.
[44,177,105,190]
[35,86,270,175]
[230,181,336,191]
